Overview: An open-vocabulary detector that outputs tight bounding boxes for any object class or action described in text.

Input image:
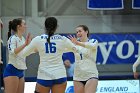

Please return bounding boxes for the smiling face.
[76,25,89,42]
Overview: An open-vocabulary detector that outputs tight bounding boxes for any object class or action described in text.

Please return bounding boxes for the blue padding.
[25,77,37,82]
[25,77,73,82]
[25,75,137,82]
[99,75,135,80]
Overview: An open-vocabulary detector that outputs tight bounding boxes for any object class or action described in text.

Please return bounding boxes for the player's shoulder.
[8,35,17,42]
[51,34,65,40]
[33,34,66,40]
[89,39,98,43]
[33,34,47,40]
[54,34,62,37]
[11,35,25,40]
[53,34,63,38]
[11,35,17,39]
[55,34,67,39]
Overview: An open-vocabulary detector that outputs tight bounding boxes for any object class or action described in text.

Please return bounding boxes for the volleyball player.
[21,17,75,93]
[69,25,98,93]
[3,18,30,93]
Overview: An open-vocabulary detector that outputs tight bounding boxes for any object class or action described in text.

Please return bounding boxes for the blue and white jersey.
[74,39,99,81]
[8,35,27,70]
[21,34,74,80]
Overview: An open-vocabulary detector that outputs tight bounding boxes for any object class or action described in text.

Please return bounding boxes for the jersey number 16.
[45,42,56,53]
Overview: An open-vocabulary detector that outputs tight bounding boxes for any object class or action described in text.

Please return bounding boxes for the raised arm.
[68,35,98,49]
[8,33,31,55]
[133,56,140,79]
[21,37,37,57]
[76,39,98,49]
[8,37,27,55]
[62,36,76,52]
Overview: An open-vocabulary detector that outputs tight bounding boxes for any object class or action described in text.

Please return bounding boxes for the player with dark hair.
[21,17,76,93]
[3,18,30,93]
[69,25,98,93]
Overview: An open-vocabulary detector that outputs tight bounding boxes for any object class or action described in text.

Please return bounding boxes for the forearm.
[64,37,77,52]
[133,57,140,72]
[76,42,85,47]
[76,41,97,49]
[21,44,36,57]
[133,62,140,72]
[14,44,26,54]
[133,65,137,73]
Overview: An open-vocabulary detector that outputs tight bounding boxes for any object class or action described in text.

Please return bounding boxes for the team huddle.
[3,17,99,93]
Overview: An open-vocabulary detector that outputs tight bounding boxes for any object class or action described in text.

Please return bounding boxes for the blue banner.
[87,0,124,10]
[62,33,140,64]
[132,0,140,9]
[90,33,140,64]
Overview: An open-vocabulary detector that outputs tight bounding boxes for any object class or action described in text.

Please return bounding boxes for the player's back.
[33,34,72,79]
[21,34,74,79]
[35,34,69,67]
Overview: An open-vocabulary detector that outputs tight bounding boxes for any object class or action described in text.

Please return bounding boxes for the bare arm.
[21,37,37,57]
[133,56,140,72]
[9,33,31,55]
[133,56,140,79]
[68,35,98,49]
[75,40,98,49]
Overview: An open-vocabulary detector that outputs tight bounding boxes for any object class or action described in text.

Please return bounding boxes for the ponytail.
[8,21,12,40]
[47,29,54,44]
[7,18,23,40]
[45,17,57,44]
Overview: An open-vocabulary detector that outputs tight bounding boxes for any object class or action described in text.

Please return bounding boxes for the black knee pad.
[34,91,39,93]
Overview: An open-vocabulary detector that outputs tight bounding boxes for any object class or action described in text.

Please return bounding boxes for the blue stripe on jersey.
[80,53,83,60]
[92,39,97,43]
[41,36,43,39]
[8,36,14,50]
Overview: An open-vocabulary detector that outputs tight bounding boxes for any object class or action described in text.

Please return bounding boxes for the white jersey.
[74,39,98,81]
[21,34,74,80]
[8,35,27,70]
[133,56,140,72]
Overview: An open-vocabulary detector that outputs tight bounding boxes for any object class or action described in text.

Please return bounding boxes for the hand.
[134,72,139,79]
[64,60,71,68]
[68,35,78,45]
[25,33,32,46]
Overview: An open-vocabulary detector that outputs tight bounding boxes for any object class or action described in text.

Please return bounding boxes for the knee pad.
[34,91,39,93]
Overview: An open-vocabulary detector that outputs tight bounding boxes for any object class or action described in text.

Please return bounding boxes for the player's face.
[76,27,88,41]
[18,20,26,34]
